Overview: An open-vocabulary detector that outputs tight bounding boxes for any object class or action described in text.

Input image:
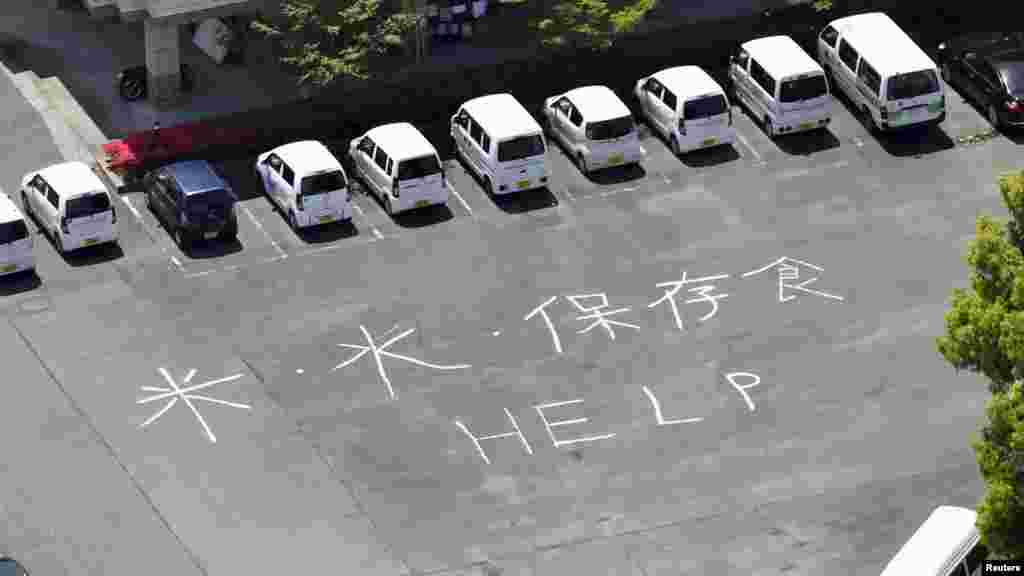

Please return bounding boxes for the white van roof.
[564,85,631,123]
[462,93,542,141]
[742,35,824,81]
[365,122,438,161]
[653,66,725,100]
[880,506,979,576]
[273,140,343,177]
[0,192,25,223]
[37,161,107,198]
[829,12,937,77]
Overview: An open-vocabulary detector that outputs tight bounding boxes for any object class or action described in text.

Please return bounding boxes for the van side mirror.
[937,42,946,52]
[729,54,736,64]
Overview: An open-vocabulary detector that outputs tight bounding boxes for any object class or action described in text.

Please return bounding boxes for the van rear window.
[779,75,829,103]
[0,220,29,244]
[397,155,442,181]
[65,193,111,220]
[585,116,635,140]
[886,70,940,101]
[497,135,545,162]
[301,170,347,196]
[186,188,233,216]
[683,95,729,119]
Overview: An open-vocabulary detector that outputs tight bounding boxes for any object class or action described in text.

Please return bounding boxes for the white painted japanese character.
[524,296,564,354]
[648,271,730,331]
[741,256,844,303]
[567,293,640,341]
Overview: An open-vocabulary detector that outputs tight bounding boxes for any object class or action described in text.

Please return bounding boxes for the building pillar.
[144,18,181,107]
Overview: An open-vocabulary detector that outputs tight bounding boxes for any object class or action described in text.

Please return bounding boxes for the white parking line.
[734,130,765,165]
[181,236,383,280]
[120,195,183,272]
[448,184,475,218]
[773,159,850,181]
[239,203,287,258]
[353,204,383,239]
[120,194,143,222]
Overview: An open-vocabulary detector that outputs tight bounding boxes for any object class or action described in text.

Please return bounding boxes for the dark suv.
[144,160,238,249]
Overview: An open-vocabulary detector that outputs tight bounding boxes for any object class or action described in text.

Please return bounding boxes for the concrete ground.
[2,56,1020,574]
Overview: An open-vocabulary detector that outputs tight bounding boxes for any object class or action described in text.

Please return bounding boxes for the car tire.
[175,227,189,250]
[483,176,493,197]
[577,152,589,174]
[288,209,298,230]
[54,230,64,254]
[220,221,238,242]
[119,73,146,101]
[988,104,1001,129]
[862,105,879,133]
[764,116,776,138]
[941,62,952,83]
[385,196,393,216]
[670,135,681,156]
[21,192,32,220]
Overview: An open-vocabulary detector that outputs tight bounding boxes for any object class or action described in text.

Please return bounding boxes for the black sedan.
[937,32,1024,130]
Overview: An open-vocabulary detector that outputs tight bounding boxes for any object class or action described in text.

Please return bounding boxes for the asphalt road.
[2,73,1021,575]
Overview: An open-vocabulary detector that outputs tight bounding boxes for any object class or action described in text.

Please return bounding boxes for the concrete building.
[78,0,254,106]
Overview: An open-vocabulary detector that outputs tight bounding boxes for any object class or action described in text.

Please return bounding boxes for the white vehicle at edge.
[879,506,987,576]
[0,192,34,276]
[542,85,646,173]
[729,35,833,138]
[255,140,352,229]
[451,93,550,195]
[348,122,449,215]
[633,65,737,155]
[20,161,118,254]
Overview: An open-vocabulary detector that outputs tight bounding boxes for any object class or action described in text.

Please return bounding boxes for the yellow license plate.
[319,215,334,223]
[1,264,16,273]
[608,154,624,166]
[517,180,530,190]
[82,238,98,246]
[701,138,717,147]
[798,122,815,131]
[415,200,430,208]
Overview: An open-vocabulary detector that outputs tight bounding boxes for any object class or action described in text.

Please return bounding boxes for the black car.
[144,160,238,250]
[937,32,1024,129]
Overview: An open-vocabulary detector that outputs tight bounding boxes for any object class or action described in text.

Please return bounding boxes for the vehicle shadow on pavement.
[296,220,360,244]
[998,128,1024,146]
[0,270,42,296]
[62,241,125,267]
[773,128,841,156]
[876,125,956,157]
[181,237,243,260]
[678,144,742,168]
[490,187,560,214]
[584,163,647,185]
[391,204,455,229]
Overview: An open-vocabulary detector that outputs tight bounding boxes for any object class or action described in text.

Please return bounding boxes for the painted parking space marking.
[238,202,287,259]
[772,160,850,182]
[352,204,384,239]
[448,184,475,218]
[734,129,766,166]
[119,194,184,272]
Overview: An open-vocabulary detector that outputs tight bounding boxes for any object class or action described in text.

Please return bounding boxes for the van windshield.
[683,94,729,119]
[779,75,828,103]
[886,70,940,100]
[301,170,347,196]
[186,188,233,216]
[65,193,111,220]
[397,155,442,181]
[585,116,635,140]
[497,135,545,162]
[0,220,29,243]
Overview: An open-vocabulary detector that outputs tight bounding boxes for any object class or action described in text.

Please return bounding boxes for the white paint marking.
[734,130,764,164]
[725,371,761,413]
[534,398,617,448]
[120,194,143,221]
[642,385,704,425]
[296,368,304,375]
[170,255,183,270]
[352,204,384,240]
[853,137,864,148]
[239,203,286,258]
[492,330,501,336]
[448,184,475,218]
[455,407,534,465]
[138,369,250,444]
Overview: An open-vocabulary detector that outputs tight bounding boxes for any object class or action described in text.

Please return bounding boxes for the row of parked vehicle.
[2,12,1022,279]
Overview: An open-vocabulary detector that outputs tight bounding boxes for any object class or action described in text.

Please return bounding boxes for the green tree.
[251,0,418,87]
[972,382,1024,558]
[937,171,1024,395]
[532,0,659,51]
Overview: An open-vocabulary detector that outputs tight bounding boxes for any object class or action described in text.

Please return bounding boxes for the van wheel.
[288,209,298,230]
[175,228,189,250]
[577,152,589,174]
[670,135,681,156]
[483,176,493,197]
[54,230,64,254]
[384,196,393,215]
[21,192,32,220]
[988,104,1001,129]
[764,117,776,138]
[862,105,879,132]
[941,62,952,83]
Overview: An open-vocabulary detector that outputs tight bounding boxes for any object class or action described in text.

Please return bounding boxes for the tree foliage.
[972,382,1024,558]
[251,0,418,86]
[937,171,1024,395]
[532,0,659,51]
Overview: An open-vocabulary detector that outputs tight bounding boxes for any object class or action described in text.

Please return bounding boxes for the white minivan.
[634,65,736,155]
[451,93,550,195]
[879,506,987,576]
[0,192,34,276]
[348,122,449,215]
[729,35,833,138]
[256,140,352,229]
[542,85,646,173]
[20,161,118,254]
[818,12,945,132]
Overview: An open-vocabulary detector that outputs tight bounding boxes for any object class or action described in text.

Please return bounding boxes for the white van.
[880,506,987,576]
[0,192,34,276]
[729,35,833,138]
[818,12,945,131]
[348,122,449,215]
[256,140,352,228]
[542,85,646,173]
[633,65,736,155]
[451,93,550,195]
[20,161,118,254]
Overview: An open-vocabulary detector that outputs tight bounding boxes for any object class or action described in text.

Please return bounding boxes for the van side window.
[569,106,583,126]
[374,147,389,171]
[386,157,394,175]
[281,163,296,188]
[962,543,987,575]
[480,132,491,153]
[838,38,859,72]
[819,25,839,48]
[46,185,59,208]
[858,59,882,95]
[469,119,483,144]
[749,59,776,96]
[661,88,677,111]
